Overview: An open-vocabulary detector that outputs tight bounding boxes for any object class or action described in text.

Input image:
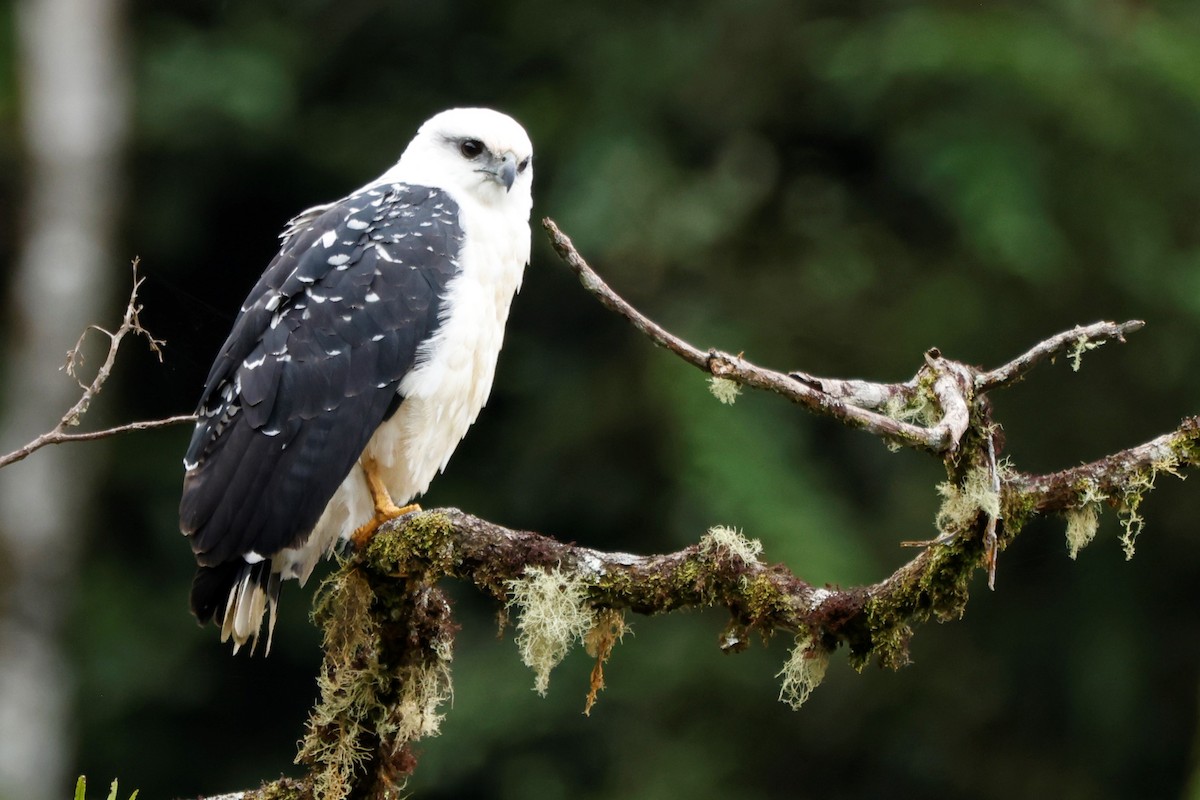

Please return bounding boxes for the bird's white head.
[383,107,533,219]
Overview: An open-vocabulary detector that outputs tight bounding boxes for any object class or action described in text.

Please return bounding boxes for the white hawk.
[179,108,533,653]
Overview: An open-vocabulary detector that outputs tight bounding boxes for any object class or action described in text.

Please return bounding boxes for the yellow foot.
[350,502,422,550]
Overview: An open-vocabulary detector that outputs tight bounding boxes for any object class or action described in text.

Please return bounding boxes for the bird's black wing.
[180,183,464,567]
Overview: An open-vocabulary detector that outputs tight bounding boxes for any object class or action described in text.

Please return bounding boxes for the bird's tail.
[190,560,281,655]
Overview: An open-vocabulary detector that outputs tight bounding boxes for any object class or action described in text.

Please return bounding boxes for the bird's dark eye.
[517,157,531,174]
[459,139,485,159]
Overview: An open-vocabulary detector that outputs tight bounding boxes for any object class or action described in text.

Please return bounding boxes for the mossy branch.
[354,403,1197,665]
[262,400,1197,796]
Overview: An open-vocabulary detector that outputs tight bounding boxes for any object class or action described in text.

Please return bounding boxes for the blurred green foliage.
[2,0,1200,797]
[72,776,137,800]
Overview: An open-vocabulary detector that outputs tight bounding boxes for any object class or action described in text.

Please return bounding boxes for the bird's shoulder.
[203,187,460,368]
[271,181,464,295]
[190,184,465,423]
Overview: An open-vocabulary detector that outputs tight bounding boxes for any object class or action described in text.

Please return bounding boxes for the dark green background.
[4,1,1200,797]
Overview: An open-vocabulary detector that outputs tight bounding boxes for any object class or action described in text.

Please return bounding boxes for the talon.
[350,502,421,549]
[350,457,421,549]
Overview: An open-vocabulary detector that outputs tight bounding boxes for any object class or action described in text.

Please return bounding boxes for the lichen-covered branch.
[295,556,454,799]
[363,406,1196,659]
[1010,419,1197,513]
[362,511,816,624]
[284,400,1198,795]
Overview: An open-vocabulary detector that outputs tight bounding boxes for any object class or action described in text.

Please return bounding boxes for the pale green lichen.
[1068,335,1105,372]
[935,466,1001,535]
[1115,451,1183,560]
[508,566,596,695]
[1065,504,1099,559]
[701,525,763,565]
[1068,463,1172,561]
[882,389,939,452]
[1150,448,1185,481]
[298,567,453,800]
[883,390,938,427]
[1076,476,1108,507]
[708,376,742,405]
[1117,487,1147,561]
[776,634,829,710]
[380,659,453,746]
[299,571,379,799]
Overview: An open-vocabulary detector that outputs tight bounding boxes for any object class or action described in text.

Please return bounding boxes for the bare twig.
[0,259,196,471]
[543,218,957,452]
[786,371,909,411]
[982,431,1001,589]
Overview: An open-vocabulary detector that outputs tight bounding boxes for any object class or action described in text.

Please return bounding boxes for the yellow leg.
[350,457,421,549]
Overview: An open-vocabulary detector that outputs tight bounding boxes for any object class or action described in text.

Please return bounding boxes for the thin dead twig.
[543,218,954,452]
[0,259,196,471]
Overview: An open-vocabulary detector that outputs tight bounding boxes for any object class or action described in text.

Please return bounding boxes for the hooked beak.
[480,152,518,192]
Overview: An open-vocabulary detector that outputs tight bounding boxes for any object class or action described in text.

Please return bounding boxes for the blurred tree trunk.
[0,0,128,798]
